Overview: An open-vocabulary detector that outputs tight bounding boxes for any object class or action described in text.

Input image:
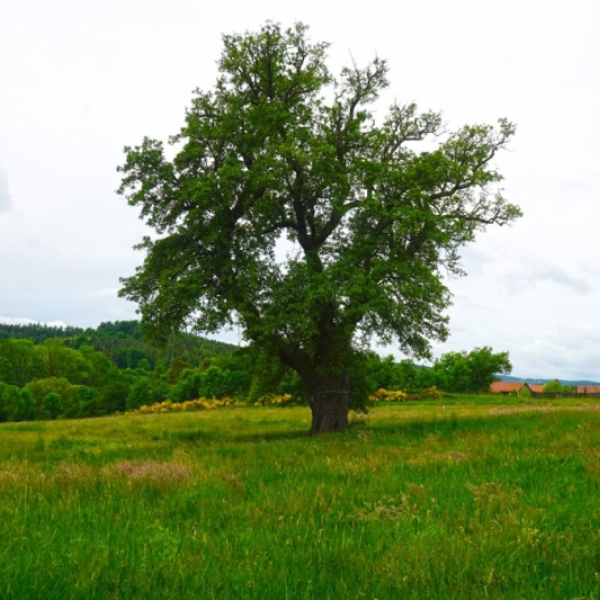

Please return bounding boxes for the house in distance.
[490,382,600,397]
[490,382,532,395]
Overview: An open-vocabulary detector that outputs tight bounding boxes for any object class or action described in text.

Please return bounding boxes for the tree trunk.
[308,375,350,435]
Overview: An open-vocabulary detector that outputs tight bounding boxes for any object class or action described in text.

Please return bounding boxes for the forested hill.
[0,320,237,369]
[0,320,254,423]
[0,323,83,343]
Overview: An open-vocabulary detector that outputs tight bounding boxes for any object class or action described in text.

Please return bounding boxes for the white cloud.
[0,167,12,212]
[45,320,69,328]
[556,171,600,193]
[0,316,68,328]
[91,288,120,297]
[532,267,592,295]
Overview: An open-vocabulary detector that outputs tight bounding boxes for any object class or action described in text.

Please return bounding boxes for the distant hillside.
[0,320,238,368]
[498,374,600,387]
[0,323,83,343]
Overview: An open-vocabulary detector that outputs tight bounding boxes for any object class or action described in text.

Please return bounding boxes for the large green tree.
[118,22,521,434]
[432,347,512,393]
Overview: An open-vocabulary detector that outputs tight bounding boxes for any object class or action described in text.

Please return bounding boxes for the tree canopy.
[118,22,522,433]
[432,347,512,393]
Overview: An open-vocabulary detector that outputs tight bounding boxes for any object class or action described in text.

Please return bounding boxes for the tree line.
[0,321,512,422]
[0,321,243,421]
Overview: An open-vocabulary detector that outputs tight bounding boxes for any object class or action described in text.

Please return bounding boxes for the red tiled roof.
[528,384,545,394]
[490,381,526,393]
[576,385,600,394]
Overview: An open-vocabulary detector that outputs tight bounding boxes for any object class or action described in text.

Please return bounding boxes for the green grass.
[1,398,600,598]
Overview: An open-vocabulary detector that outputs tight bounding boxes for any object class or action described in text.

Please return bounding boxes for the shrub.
[24,377,79,416]
[370,388,409,402]
[127,397,236,415]
[126,378,152,410]
[421,385,444,400]
[42,393,63,420]
[0,383,20,422]
[254,393,297,406]
[170,369,202,403]
[75,386,100,418]
[11,389,36,421]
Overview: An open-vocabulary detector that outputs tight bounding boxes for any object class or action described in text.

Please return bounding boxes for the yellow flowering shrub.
[128,397,236,415]
[368,386,444,403]
[369,388,409,402]
[254,393,297,407]
[127,393,302,415]
[421,385,444,400]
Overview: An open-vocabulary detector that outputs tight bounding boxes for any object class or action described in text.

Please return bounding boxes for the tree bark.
[308,375,350,435]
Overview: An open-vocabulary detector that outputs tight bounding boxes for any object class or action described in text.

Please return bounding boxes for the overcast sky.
[1,0,599,380]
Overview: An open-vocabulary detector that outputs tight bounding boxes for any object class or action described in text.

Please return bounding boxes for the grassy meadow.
[1,396,600,599]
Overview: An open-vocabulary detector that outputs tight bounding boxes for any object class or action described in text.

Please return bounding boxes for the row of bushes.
[0,379,101,422]
[127,393,298,415]
[0,327,509,424]
[126,388,445,417]
[370,386,444,402]
[0,377,445,424]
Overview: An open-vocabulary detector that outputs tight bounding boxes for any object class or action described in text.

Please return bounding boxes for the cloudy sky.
[1,0,598,380]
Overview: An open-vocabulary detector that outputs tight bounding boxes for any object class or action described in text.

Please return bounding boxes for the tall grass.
[1,398,600,598]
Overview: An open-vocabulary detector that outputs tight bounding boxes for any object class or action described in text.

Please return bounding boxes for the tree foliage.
[432,347,512,392]
[0,321,244,422]
[0,320,236,369]
[118,22,521,433]
[543,379,565,394]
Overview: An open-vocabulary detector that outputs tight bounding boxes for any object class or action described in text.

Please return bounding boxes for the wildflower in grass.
[422,385,444,400]
[466,482,523,514]
[0,465,30,487]
[350,494,417,522]
[369,388,409,402]
[102,461,193,485]
[54,462,94,484]
[254,393,297,407]
[127,396,236,415]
